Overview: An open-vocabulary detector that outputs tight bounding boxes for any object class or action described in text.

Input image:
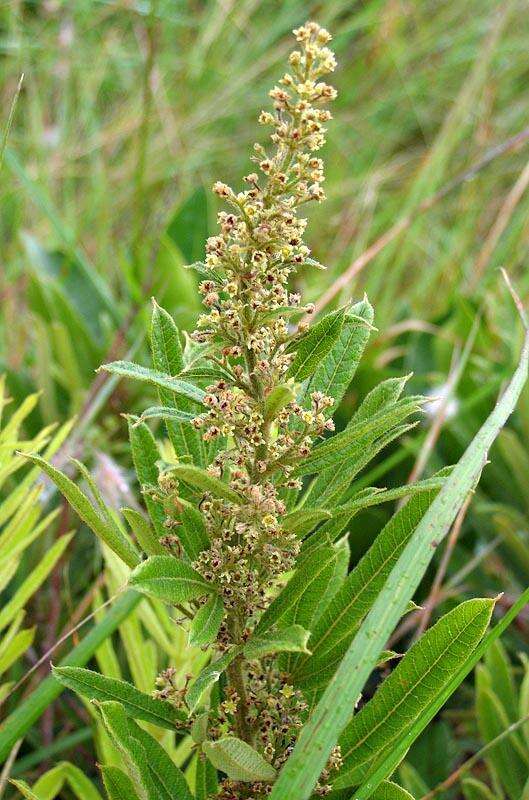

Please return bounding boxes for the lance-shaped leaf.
[101,766,142,800]
[244,624,311,659]
[137,405,195,424]
[127,418,166,540]
[100,360,205,404]
[461,777,497,800]
[282,507,331,538]
[295,394,423,477]
[53,666,185,729]
[186,648,240,714]
[254,541,337,636]
[203,737,276,783]
[264,385,296,422]
[129,555,213,604]
[121,507,165,557]
[150,300,204,465]
[127,718,194,800]
[178,499,210,560]
[170,463,242,504]
[333,599,495,789]
[189,594,224,647]
[302,298,374,410]
[286,308,345,382]
[293,489,441,690]
[9,781,41,800]
[195,752,218,800]
[21,454,140,569]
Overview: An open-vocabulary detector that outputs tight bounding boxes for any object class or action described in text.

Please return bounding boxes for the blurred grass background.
[2,0,529,794]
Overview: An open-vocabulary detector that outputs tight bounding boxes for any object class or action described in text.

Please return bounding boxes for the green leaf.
[169,463,242,504]
[177,500,210,560]
[53,666,185,729]
[100,360,205,405]
[303,298,374,411]
[461,777,498,800]
[476,685,527,800]
[189,595,224,647]
[264,385,296,422]
[21,454,140,569]
[0,534,73,632]
[121,508,165,557]
[333,599,495,789]
[127,718,194,800]
[150,299,204,466]
[286,308,346,382]
[270,326,529,800]
[101,766,142,800]
[370,781,416,800]
[195,752,218,800]
[293,489,441,690]
[129,555,213,604]
[254,541,337,636]
[244,624,311,659]
[127,418,166,540]
[202,737,276,782]
[9,781,41,800]
[282,507,331,538]
[484,639,519,723]
[186,649,240,714]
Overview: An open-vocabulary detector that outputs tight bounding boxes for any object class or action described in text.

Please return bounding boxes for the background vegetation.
[1,0,529,796]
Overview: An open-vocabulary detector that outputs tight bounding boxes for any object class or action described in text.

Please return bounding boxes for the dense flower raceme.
[155,22,343,797]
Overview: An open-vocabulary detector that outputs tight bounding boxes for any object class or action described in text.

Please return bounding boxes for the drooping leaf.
[244,624,311,659]
[286,308,346,382]
[333,599,495,789]
[21,455,140,569]
[53,666,186,729]
[129,555,214,604]
[202,737,276,782]
[170,463,242,504]
[100,360,205,405]
[189,595,224,648]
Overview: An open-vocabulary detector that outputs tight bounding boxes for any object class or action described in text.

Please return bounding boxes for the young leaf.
[150,300,204,466]
[186,649,240,714]
[101,766,142,800]
[137,405,195,424]
[170,463,242,504]
[127,418,166,540]
[21,454,140,569]
[333,599,495,789]
[121,507,165,557]
[53,666,185,729]
[244,624,311,659]
[129,555,214,604]
[270,326,529,800]
[189,594,224,648]
[202,737,276,782]
[286,308,346,382]
[264,385,296,422]
[99,360,205,404]
[302,298,374,410]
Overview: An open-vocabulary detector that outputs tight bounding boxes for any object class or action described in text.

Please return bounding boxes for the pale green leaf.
[101,766,142,800]
[186,649,240,714]
[127,418,166,540]
[244,624,311,659]
[202,737,276,782]
[170,463,242,504]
